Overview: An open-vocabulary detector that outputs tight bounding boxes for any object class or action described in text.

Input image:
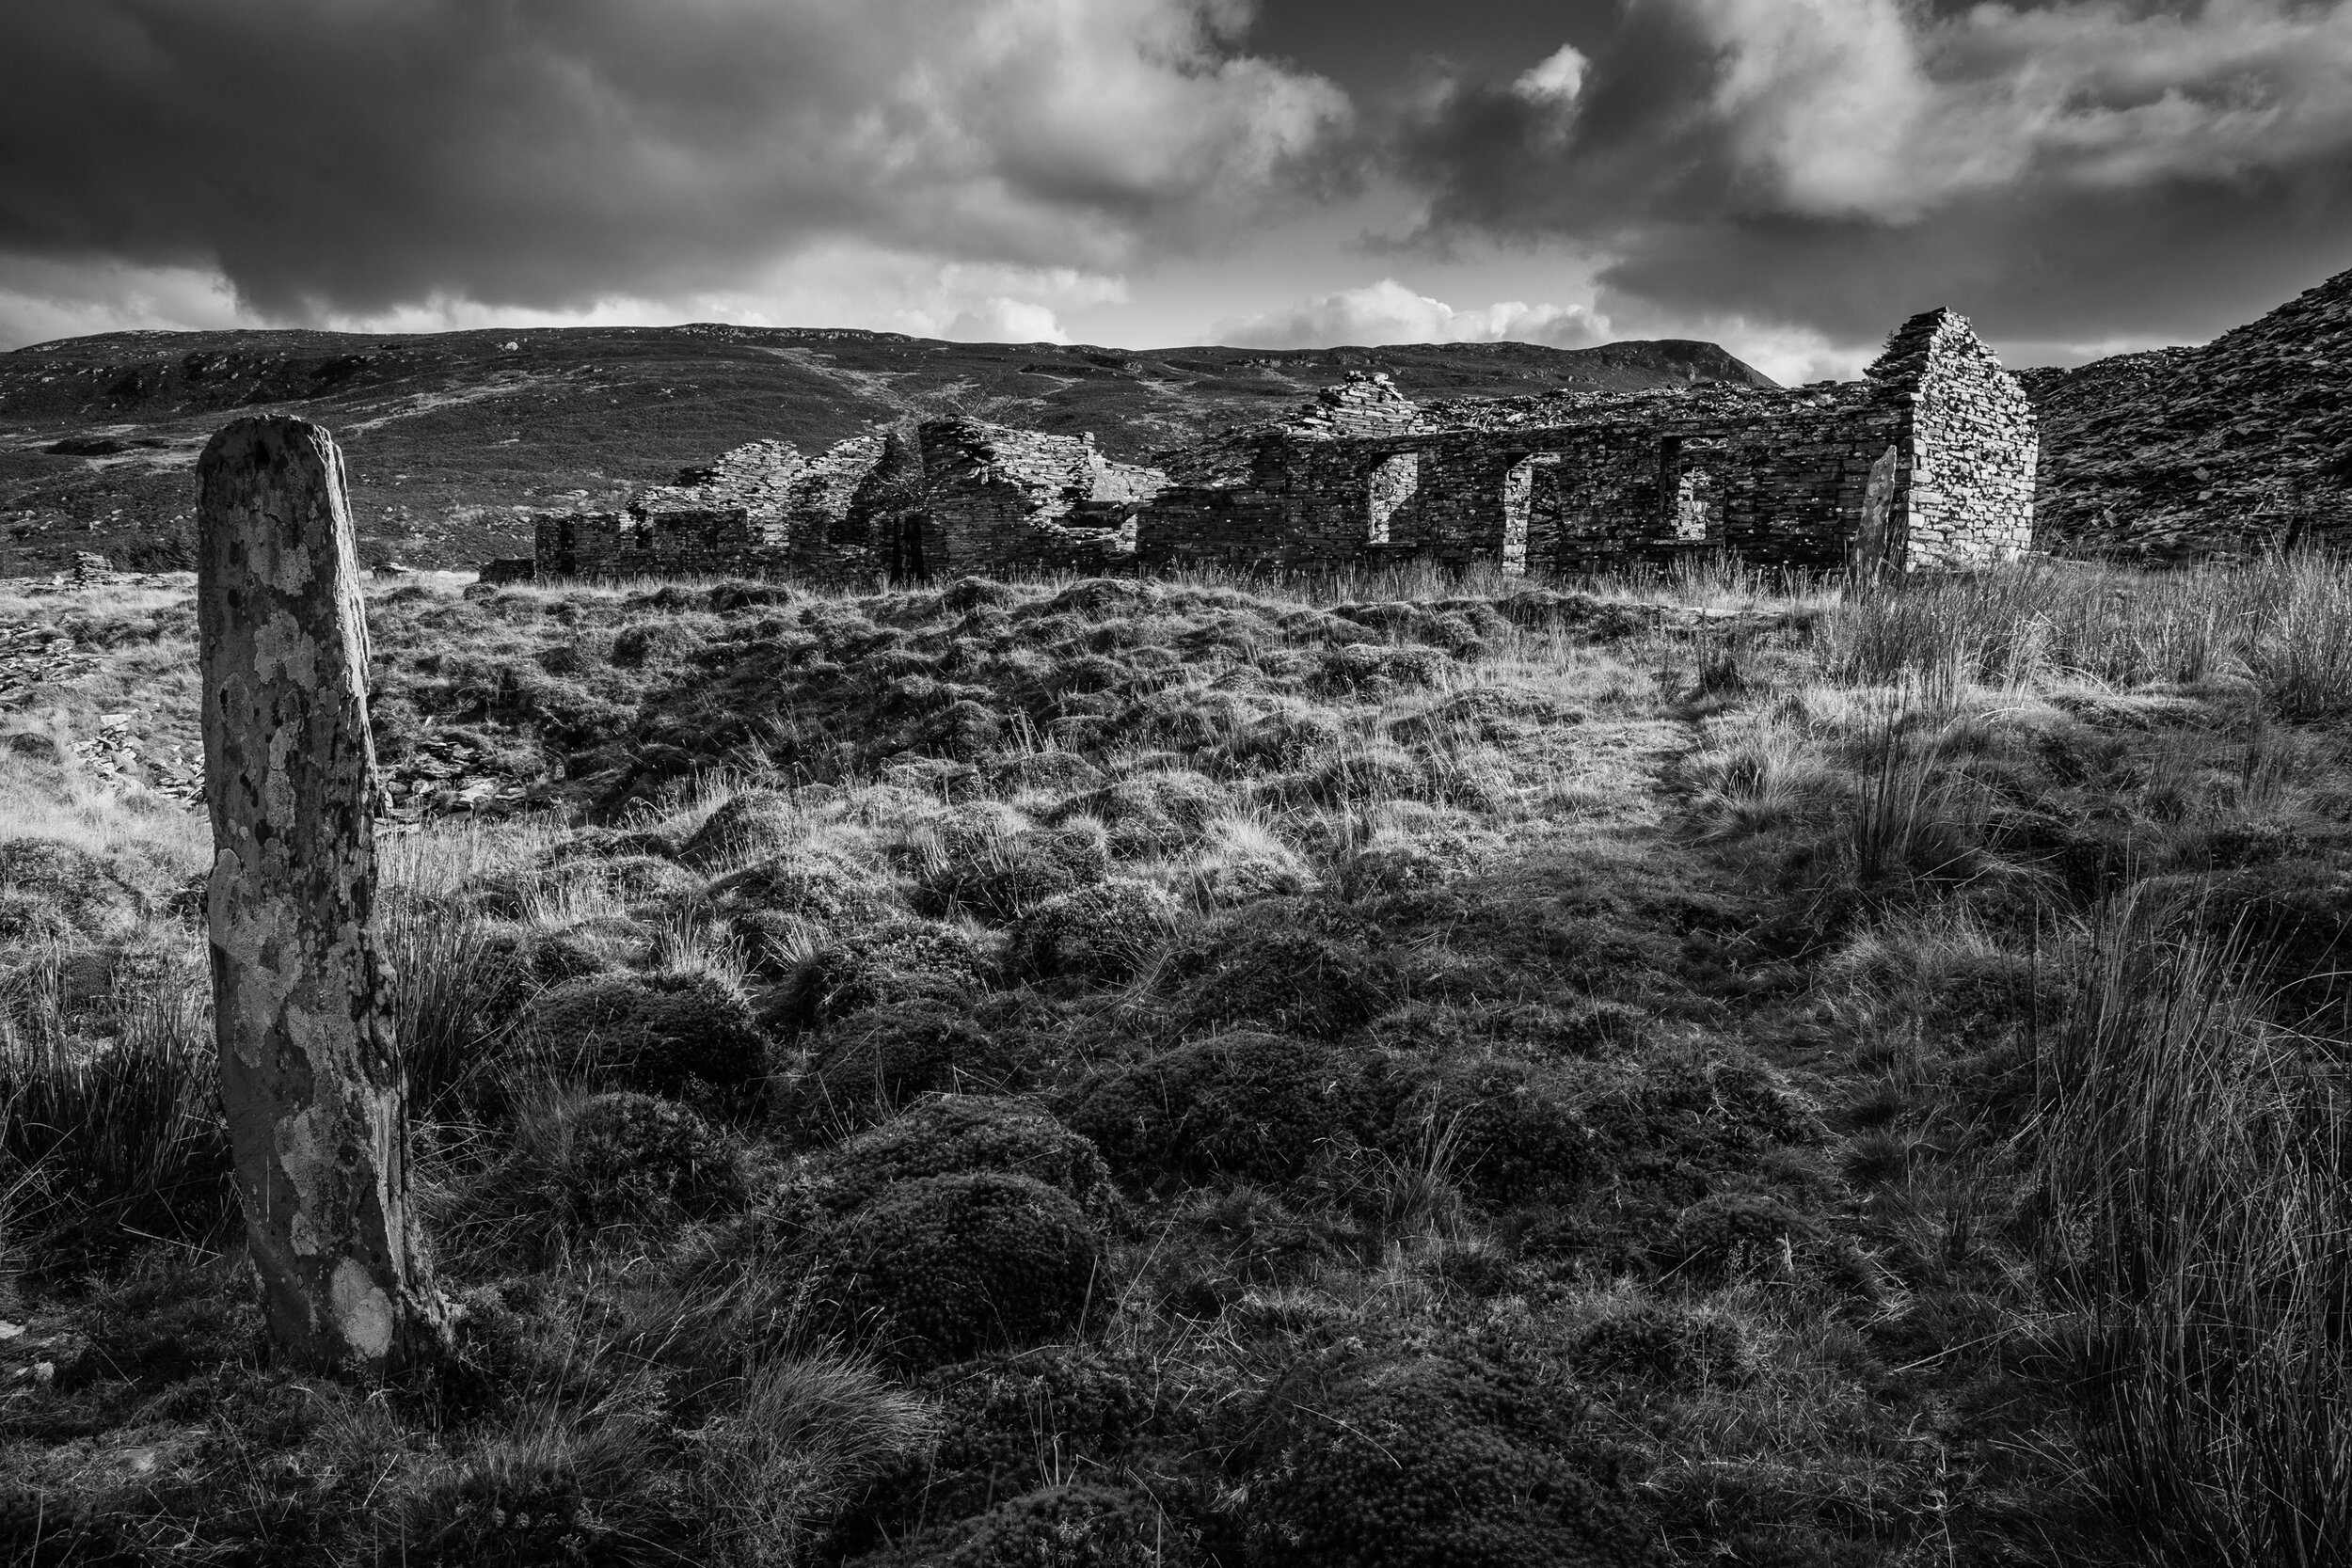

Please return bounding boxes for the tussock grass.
[1823,550,2352,710]
[2026,893,2352,1566]
[691,1350,940,1566]
[0,955,230,1254]
[13,550,2352,1565]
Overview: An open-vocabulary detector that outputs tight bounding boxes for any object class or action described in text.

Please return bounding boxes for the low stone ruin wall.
[1138,389,1910,575]
[524,309,2036,585]
[914,421,1163,576]
[1136,309,2036,578]
[532,507,789,579]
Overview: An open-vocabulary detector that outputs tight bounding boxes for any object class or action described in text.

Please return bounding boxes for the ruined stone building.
[525,307,2035,584]
[529,420,1164,583]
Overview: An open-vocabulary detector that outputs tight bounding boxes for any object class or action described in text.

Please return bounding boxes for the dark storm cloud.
[1389,0,2352,353]
[0,0,1350,321]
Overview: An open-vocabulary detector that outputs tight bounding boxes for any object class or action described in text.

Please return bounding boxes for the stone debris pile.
[2026,262,2352,560]
[68,711,203,804]
[0,625,95,705]
[380,732,538,827]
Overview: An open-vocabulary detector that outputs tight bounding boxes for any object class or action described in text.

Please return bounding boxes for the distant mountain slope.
[0,324,1772,575]
[2025,268,2352,559]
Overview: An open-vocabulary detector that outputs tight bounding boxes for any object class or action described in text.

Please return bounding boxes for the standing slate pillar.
[197,416,449,1373]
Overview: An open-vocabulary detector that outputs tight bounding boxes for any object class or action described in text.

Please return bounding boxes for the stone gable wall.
[1870,308,2038,569]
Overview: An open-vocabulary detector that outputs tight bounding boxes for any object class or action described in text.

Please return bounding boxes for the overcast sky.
[5,0,2351,381]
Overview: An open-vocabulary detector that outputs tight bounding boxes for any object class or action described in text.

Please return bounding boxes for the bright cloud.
[1213,278,1612,348]
[1394,0,2352,349]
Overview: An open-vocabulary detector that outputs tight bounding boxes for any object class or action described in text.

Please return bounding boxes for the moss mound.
[524,971,768,1101]
[914,828,1108,923]
[784,1003,1027,1135]
[1064,1032,1362,1185]
[813,1097,1114,1217]
[1586,1053,1820,1169]
[467,853,695,920]
[1570,1301,1755,1387]
[709,847,899,926]
[1161,901,1401,1039]
[388,1418,693,1567]
[679,788,800,869]
[769,917,994,1033]
[1056,771,1230,858]
[860,1346,1178,1536]
[984,750,1105,794]
[829,1172,1103,1364]
[610,616,707,668]
[906,1483,1189,1568]
[1217,703,1344,770]
[1366,1054,1598,1206]
[1311,641,1449,695]
[1657,1194,1822,1284]
[0,836,142,942]
[1244,1354,1655,1568]
[552,1092,753,1229]
[1008,879,1179,983]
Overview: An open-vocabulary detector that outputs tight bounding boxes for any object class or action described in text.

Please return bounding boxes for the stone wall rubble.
[529,308,2036,583]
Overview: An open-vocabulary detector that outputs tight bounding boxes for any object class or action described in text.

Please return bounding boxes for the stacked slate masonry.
[531,421,1162,584]
[525,307,2034,584]
[1139,309,2035,576]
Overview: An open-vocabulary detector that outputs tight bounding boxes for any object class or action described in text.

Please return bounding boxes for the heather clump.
[679,787,802,869]
[824,1171,1103,1365]
[1054,769,1230,858]
[1156,899,1400,1039]
[522,970,770,1103]
[780,1006,1031,1137]
[1063,1032,1364,1185]
[1006,878,1179,983]
[766,915,994,1032]
[805,1095,1115,1216]
[1238,1353,1657,1568]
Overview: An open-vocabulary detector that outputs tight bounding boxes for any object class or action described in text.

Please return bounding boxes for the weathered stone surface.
[197,415,449,1373]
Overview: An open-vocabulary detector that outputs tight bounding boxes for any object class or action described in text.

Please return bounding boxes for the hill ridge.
[0,325,1772,575]
[2026,262,2352,557]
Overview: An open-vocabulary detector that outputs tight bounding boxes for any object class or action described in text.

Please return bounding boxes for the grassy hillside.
[6,555,2352,1565]
[0,327,1772,579]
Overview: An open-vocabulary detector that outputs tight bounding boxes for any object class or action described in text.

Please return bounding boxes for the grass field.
[4,553,2350,1566]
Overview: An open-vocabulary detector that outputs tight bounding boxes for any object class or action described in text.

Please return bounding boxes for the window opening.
[1367,451,1419,545]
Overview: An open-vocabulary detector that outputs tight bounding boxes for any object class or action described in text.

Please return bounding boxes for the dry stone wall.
[530,309,2035,583]
[1873,309,2038,568]
[1135,309,2032,577]
[914,421,1165,576]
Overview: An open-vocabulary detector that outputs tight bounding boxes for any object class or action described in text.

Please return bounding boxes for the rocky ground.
[2025,262,2352,560]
